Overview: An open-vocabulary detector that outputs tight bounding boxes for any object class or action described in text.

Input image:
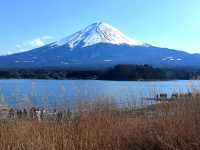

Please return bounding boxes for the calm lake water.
[0,79,200,108]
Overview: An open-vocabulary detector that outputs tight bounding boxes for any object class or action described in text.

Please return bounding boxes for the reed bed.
[0,95,200,150]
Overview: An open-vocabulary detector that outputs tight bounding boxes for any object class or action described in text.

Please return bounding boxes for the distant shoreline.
[0,64,200,81]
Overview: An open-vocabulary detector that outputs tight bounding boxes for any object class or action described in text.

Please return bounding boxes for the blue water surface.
[0,79,199,108]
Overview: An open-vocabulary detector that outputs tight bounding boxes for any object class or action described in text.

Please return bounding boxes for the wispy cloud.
[16,36,54,52]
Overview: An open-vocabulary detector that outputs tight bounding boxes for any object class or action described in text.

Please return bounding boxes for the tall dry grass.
[0,95,200,150]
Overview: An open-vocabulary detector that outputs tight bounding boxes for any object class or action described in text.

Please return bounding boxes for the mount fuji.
[1,22,200,69]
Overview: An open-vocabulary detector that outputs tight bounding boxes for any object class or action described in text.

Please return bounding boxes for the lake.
[0,79,200,108]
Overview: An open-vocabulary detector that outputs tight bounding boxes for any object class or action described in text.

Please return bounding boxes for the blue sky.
[0,0,200,54]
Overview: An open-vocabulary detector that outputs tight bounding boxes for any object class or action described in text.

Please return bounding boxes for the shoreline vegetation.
[0,92,200,149]
[0,70,199,149]
[0,64,200,80]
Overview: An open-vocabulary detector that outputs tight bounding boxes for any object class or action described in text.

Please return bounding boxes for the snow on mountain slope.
[51,22,145,48]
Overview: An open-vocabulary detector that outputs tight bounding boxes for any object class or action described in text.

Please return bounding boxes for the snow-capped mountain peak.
[52,22,145,48]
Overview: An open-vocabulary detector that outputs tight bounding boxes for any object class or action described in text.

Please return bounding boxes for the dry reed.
[0,95,200,150]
